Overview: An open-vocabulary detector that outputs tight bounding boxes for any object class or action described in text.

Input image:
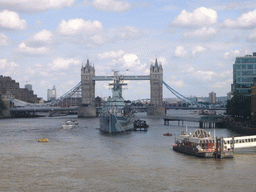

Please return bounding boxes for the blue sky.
[1,0,256,101]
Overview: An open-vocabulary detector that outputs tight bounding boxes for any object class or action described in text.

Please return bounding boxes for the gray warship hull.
[99,115,134,133]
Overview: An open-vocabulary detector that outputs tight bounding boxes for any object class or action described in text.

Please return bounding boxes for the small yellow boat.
[38,138,49,142]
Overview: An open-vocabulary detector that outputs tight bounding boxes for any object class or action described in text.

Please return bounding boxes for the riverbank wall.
[216,119,256,135]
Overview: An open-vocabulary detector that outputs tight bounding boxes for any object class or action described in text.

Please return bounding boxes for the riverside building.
[209,91,216,104]
[0,75,39,103]
[47,85,56,101]
[232,52,256,95]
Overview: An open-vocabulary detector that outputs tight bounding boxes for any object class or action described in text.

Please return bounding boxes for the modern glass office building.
[232,52,256,95]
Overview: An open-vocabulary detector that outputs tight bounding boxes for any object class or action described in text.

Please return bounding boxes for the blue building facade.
[232,52,256,95]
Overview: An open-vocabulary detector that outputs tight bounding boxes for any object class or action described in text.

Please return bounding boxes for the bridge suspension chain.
[162,80,206,107]
[49,81,82,106]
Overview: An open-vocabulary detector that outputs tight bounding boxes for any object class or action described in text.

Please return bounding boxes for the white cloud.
[91,0,132,12]
[213,79,232,88]
[223,9,256,29]
[0,59,19,70]
[175,46,187,57]
[184,27,217,39]
[0,0,75,13]
[98,50,125,60]
[15,30,53,56]
[182,66,195,73]
[223,49,251,60]
[57,19,103,36]
[17,42,49,55]
[31,29,53,43]
[0,10,26,30]
[169,80,185,87]
[55,23,143,47]
[171,7,218,27]
[40,80,51,87]
[215,2,256,11]
[88,35,106,46]
[0,33,11,46]
[192,45,207,55]
[248,30,256,41]
[118,26,143,40]
[26,65,51,76]
[218,70,232,78]
[49,57,81,70]
[105,53,148,73]
[123,54,140,67]
[36,20,42,26]
[195,70,215,80]
[161,5,179,10]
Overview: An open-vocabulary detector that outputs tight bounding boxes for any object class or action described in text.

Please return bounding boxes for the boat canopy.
[189,129,214,143]
[177,129,214,143]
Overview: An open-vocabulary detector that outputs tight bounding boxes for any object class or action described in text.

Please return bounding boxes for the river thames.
[0,110,256,191]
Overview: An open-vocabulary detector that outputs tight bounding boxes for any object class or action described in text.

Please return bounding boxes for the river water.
[0,110,255,191]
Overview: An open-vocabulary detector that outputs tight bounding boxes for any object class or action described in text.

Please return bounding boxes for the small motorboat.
[38,138,49,142]
[62,120,78,129]
[163,132,172,136]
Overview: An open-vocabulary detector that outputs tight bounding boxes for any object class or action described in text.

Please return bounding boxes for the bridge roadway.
[10,106,79,113]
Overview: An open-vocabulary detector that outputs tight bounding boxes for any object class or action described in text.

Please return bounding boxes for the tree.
[226,93,251,121]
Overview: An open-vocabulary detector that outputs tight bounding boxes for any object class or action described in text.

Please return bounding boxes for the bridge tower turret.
[81,59,95,106]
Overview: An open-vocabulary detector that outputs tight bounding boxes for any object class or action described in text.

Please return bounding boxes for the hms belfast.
[99,71,134,133]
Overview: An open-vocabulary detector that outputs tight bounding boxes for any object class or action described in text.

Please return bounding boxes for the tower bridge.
[79,58,164,118]
[4,58,212,118]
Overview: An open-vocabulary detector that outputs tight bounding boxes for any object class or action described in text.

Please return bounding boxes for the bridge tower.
[150,59,163,106]
[147,59,165,117]
[78,59,97,118]
[81,59,95,105]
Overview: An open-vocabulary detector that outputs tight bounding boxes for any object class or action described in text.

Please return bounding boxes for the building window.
[248,64,253,69]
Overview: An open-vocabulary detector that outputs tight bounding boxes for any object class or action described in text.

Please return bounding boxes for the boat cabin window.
[239,140,241,143]
[254,138,256,142]
[251,139,254,142]
[235,140,238,143]
[227,140,229,144]
[245,139,248,142]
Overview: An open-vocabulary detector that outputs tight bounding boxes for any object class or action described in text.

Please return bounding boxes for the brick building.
[0,75,39,103]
